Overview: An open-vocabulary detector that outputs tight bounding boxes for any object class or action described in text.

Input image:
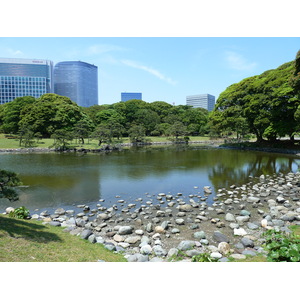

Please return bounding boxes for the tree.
[128,124,146,143]
[91,125,112,146]
[0,169,22,202]
[51,129,74,150]
[167,121,188,141]
[290,50,300,97]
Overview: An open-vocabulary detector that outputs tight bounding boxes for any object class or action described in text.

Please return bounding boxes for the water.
[1,145,299,213]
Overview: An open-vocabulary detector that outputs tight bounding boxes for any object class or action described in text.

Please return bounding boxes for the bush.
[191,252,218,262]
[263,229,300,262]
[9,206,30,219]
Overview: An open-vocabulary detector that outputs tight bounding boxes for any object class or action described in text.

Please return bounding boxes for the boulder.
[213,231,230,243]
[118,226,133,235]
[179,204,193,212]
[218,242,231,255]
[81,229,93,239]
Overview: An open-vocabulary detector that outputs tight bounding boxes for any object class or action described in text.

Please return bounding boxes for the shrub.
[9,206,30,219]
[263,229,300,262]
[191,252,218,262]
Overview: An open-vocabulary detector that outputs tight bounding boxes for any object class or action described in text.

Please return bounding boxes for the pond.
[1,145,300,213]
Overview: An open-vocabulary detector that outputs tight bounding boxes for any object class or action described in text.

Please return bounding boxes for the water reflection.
[0,146,299,212]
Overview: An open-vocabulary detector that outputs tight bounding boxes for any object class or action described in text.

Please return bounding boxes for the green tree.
[51,129,74,150]
[128,124,146,143]
[91,125,112,146]
[167,121,188,141]
[0,169,22,202]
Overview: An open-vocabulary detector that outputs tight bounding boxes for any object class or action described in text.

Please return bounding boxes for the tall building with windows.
[54,61,98,107]
[0,58,53,104]
[186,94,215,111]
[121,92,142,102]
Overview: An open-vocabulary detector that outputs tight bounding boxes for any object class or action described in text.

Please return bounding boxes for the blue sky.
[0,37,299,106]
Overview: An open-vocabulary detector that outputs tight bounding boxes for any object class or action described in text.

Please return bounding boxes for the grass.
[0,214,127,262]
[0,134,214,150]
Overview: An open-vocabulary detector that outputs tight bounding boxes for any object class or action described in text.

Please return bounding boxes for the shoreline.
[4,171,300,262]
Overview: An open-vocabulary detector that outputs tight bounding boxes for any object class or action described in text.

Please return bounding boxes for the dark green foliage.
[0,169,22,202]
[191,252,218,262]
[9,206,30,219]
[263,229,300,262]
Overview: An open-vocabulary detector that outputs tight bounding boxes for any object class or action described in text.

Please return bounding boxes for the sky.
[0,37,299,106]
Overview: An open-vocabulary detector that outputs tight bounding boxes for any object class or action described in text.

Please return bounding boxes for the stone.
[230,253,246,260]
[213,231,230,243]
[135,229,144,235]
[175,218,185,225]
[145,223,153,233]
[96,236,105,244]
[241,237,254,248]
[5,207,15,214]
[177,240,196,251]
[218,242,231,255]
[49,221,61,227]
[242,250,257,256]
[179,204,193,212]
[186,250,202,257]
[193,231,206,240]
[104,243,116,251]
[171,228,180,234]
[240,210,251,216]
[31,214,39,219]
[113,234,125,242]
[156,210,165,217]
[140,244,152,255]
[204,186,212,194]
[81,229,93,239]
[236,216,250,225]
[153,245,167,256]
[118,226,133,235]
[161,221,169,230]
[211,252,222,259]
[167,248,179,257]
[88,234,96,243]
[55,208,66,215]
[155,226,165,233]
[247,222,259,230]
[281,212,298,221]
[233,228,247,236]
[225,213,236,222]
[124,236,141,245]
[98,213,110,220]
[247,196,260,203]
[149,257,165,262]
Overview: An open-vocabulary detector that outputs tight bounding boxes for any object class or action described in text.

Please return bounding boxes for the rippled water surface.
[1,145,299,213]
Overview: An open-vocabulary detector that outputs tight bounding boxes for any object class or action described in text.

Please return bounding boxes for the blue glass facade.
[0,58,53,104]
[121,92,142,102]
[54,61,98,107]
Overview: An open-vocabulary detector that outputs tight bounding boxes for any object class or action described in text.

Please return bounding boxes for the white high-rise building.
[186,94,215,111]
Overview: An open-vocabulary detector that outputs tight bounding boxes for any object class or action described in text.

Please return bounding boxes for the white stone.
[210,252,222,259]
[233,228,247,236]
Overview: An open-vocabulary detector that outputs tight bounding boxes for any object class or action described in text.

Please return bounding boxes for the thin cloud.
[0,47,25,57]
[225,51,257,71]
[122,59,176,85]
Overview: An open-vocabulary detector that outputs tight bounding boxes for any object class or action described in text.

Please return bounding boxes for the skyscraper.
[186,94,215,111]
[121,92,142,102]
[54,61,98,107]
[0,58,53,104]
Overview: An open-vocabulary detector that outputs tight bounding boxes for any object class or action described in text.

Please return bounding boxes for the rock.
[242,250,257,256]
[175,218,185,225]
[204,186,212,194]
[171,228,180,234]
[155,226,165,233]
[161,221,169,230]
[31,214,39,220]
[149,257,165,262]
[156,210,165,217]
[261,219,268,228]
[225,213,236,222]
[135,229,144,235]
[247,222,259,230]
[113,234,125,242]
[153,245,167,256]
[247,196,260,203]
[211,252,222,259]
[5,207,15,214]
[167,248,179,257]
[104,243,116,251]
[140,244,152,255]
[186,250,202,257]
[230,253,246,260]
[96,236,105,244]
[97,213,110,220]
[55,208,66,215]
[49,221,61,227]
[281,212,298,221]
[236,216,250,225]
[193,231,206,240]
[88,234,96,243]
[240,210,251,216]
[80,229,93,239]
[233,228,247,236]
[213,231,230,243]
[177,240,196,251]
[218,242,231,255]
[118,226,133,235]
[179,204,193,212]
[145,223,153,233]
[124,236,141,245]
[241,237,254,248]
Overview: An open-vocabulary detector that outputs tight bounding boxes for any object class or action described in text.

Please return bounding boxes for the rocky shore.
[5,171,300,262]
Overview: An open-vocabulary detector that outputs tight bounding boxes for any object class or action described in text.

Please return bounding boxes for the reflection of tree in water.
[209,151,298,190]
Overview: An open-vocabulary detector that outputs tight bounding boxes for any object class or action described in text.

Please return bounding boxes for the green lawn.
[0,134,213,150]
[0,214,127,262]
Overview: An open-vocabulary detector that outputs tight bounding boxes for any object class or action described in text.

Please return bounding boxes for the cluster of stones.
[5,172,300,262]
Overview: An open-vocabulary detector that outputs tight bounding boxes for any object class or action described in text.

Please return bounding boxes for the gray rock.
[247,196,260,203]
[55,208,66,215]
[81,229,93,239]
[118,225,133,235]
[149,257,165,262]
[179,204,193,212]
[175,218,185,225]
[177,240,196,251]
[167,248,179,257]
[213,231,230,243]
[88,234,96,243]
[210,252,222,259]
[171,228,180,234]
[140,244,152,255]
[225,213,236,222]
[236,216,250,225]
[242,250,257,256]
[186,249,202,257]
[49,221,61,227]
[241,237,254,248]
[145,223,153,233]
[247,222,259,230]
[104,243,116,251]
[240,210,251,216]
[97,213,110,220]
[96,236,105,244]
[161,220,169,230]
[193,231,206,240]
[124,235,141,245]
[153,245,167,256]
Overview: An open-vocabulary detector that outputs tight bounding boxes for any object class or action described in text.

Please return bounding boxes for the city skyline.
[0,37,299,106]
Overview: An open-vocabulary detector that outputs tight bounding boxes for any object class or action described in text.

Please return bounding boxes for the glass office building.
[0,58,53,104]
[121,92,142,102]
[54,61,98,107]
[186,94,215,111]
